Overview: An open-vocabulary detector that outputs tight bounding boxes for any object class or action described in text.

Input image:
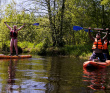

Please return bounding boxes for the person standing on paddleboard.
[88,27,109,62]
[4,22,25,56]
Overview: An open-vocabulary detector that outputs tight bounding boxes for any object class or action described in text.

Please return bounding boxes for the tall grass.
[59,43,93,57]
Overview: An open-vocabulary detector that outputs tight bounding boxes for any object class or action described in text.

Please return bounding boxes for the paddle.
[5,22,39,26]
[73,26,83,31]
[33,23,39,26]
[73,26,93,32]
[94,28,104,31]
[84,29,93,32]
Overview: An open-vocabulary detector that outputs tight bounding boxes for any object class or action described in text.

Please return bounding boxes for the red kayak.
[83,60,110,69]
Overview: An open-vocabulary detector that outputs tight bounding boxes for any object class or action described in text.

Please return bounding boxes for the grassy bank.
[18,42,93,58]
[0,41,93,59]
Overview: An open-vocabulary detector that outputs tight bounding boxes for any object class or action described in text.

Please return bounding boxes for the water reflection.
[7,59,18,93]
[45,57,84,93]
[0,56,86,93]
[45,57,62,93]
[83,68,106,91]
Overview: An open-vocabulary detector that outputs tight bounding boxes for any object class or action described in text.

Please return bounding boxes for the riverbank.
[0,41,93,59]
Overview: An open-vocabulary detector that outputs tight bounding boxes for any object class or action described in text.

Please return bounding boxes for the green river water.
[0,55,110,93]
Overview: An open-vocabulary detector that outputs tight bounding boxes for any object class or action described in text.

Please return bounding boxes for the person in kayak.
[4,22,25,56]
[103,39,110,60]
[88,27,109,62]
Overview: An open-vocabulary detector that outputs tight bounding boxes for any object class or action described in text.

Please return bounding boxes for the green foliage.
[18,42,34,48]
[1,0,110,56]
[61,43,92,57]
[101,0,110,5]
[0,1,51,51]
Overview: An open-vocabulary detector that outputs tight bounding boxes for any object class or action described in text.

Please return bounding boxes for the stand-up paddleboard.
[83,60,110,69]
[0,54,32,59]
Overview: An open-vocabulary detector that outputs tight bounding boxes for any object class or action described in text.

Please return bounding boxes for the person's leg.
[14,39,18,56]
[106,50,110,60]
[89,53,96,61]
[10,39,14,55]
[98,53,106,62]
[103,53,107,59]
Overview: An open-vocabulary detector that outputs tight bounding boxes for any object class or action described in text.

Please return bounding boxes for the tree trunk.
[45,0,66,47]
[45,0,56,46]
[58,0,66,47]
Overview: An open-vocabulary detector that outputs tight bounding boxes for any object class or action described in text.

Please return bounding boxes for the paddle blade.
[84,29,93,32]
[33,23,39,26]
[73,26,83,31]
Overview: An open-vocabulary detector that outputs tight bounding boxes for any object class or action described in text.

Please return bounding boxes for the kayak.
[83,60,110,69]
[0,54,32,59]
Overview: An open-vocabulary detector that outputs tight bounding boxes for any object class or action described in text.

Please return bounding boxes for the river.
[0,55,110,93]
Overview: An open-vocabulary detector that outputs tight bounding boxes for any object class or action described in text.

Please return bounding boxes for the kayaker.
[88,27,109,62]
[4,22,25,56]
[103,39,110,60]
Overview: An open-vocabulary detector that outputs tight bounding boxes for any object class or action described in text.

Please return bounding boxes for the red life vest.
[103,41,108,50]
[92,38,103,49]
[10,30,17,38]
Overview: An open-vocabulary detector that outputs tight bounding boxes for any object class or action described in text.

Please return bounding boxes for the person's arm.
[88,27,94,41]
[17,23,25,31]
[102,28,109,41]
[4,22,12,30]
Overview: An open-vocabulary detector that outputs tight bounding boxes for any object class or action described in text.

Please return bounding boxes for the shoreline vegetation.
[1,41,110,61]
[0,41,93,59]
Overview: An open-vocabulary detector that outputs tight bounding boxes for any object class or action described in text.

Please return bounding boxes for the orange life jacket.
[92,38,103,49]
[103,41,108,50]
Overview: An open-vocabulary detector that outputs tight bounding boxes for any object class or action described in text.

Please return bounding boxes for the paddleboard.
[0,54,32,59]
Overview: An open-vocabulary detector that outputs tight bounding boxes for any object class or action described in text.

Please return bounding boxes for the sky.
[1,0,47,16]
[1,0,24,5]
[1,0,26,11]
[1,0,32,9]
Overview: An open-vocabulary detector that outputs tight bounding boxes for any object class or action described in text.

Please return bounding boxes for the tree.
[43,0,66,47]
[26,0,66,47]
[0,0,51,46]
